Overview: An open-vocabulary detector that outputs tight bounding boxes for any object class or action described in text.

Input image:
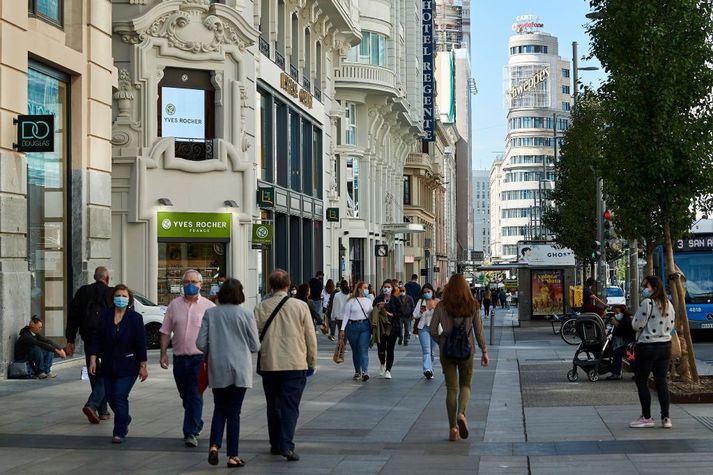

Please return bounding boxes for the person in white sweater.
[629,275,676,430]
[327,280,350,341]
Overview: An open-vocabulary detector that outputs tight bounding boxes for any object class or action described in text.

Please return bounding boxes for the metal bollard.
[489,308,495,346]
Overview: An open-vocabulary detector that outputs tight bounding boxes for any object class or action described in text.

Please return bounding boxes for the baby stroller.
[566,313,613,382]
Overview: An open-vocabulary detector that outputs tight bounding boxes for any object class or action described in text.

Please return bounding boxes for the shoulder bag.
[625,300,655,364]
[256,296,291,375]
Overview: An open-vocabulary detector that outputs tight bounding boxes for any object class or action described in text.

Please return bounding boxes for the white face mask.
[383,287,392,295]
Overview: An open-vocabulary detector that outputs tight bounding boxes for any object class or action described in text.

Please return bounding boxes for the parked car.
[132,291,167,349]
[606,286,626,306]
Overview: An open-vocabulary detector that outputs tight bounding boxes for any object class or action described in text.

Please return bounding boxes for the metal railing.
[259,36,270,57]
[314,86,322,102]
[290,64,299,81]
[174,138,213,162]
[302,77,311,92]
[275,51,285,70]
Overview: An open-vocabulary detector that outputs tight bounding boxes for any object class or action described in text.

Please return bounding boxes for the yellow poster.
[531,270,564,316]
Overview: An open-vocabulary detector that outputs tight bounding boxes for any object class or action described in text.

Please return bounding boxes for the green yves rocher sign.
[252,223,273,245]
[157,212,231,239]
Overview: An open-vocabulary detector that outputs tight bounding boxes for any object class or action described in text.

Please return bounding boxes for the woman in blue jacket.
[89,284,148,443]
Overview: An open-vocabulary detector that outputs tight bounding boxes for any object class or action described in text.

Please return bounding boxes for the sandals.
[457,414,469,439]
[208,447,219,466]
[449,427,460,441]
[227,456,246,468]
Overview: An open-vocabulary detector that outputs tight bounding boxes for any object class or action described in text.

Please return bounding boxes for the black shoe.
[404,341,409,347]
[398,340,403,345]
[361,373,370,382]
[424,370,433,380]
[282,450,300,461]
[208,448,219,466]
[606,374,623,380]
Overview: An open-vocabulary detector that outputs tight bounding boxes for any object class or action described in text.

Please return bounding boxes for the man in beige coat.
[254,269,317,461]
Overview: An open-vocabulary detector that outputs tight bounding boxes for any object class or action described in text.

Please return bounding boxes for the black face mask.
[341,287,349,294]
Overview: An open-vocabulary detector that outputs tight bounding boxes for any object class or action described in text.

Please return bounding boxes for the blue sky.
[470,0,607,170]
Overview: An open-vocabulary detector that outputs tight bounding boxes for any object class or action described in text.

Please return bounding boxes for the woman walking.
[629,275,675,429]
[373,280,403,379]
[430,274,488,441]
[196,278,260,467]
[88,285,148,444]
[482,288,491,319]
[339,281,373,381]
[296,283,322,331]
[413,283,439,379]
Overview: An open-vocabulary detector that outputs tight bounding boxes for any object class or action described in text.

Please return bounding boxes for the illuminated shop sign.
[15,114,54,152]
[161,87,205,140]
[422,0,435,142]
[507,67,550,101]
[157,212,231,239]
[512,15,544,34]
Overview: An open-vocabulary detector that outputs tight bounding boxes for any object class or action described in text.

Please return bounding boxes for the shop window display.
[157,242,227,305]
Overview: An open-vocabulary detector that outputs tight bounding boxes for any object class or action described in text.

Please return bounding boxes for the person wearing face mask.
[629,275,676,429]
[160,269,215,448]
[88,285,148,444]
[326,280,350,341]
[606,305,636,380]
[372,280,403,379]
[339,281,374,381]
[413,283,440,379]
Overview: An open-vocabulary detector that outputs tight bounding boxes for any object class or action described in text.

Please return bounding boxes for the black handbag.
[8,361,33,379]
[256,296,290,375]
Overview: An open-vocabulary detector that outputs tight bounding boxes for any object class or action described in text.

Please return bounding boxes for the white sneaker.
[629,416,655,428]
[384,370,392,379]
[662,417,673,429]
[379,364,386,376]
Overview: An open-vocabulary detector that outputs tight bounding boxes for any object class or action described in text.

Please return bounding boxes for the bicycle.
[550,312,581,345]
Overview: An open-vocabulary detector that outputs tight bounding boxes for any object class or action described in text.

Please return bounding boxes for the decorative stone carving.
[239,86,251,153]
[114,69,135,118]
[112,69,142,148]
[385,192,394,224]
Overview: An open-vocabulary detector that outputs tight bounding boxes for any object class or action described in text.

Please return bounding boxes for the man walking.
[405,274,421,302]
[66,266,113,423]
[308,271,324,328]
[397,282,415,346]
[160,269,215,448]
[254,270,317,461]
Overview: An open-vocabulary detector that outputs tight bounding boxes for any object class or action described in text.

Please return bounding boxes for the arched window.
[290,13,299,80]
[303,28,311,90]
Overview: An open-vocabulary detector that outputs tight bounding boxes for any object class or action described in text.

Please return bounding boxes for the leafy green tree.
[588,0,713,381]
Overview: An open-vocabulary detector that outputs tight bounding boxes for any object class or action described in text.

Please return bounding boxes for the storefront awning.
[381,223,426,234]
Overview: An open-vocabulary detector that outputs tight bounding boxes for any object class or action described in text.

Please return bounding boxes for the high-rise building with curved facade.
[490,22,571,261]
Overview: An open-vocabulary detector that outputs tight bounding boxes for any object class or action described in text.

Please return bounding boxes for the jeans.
[210,386,247,457]
[173,355,204,437]
[440,355,474,428]
[419,327,435,372]
[261,371,307,453]
[103,375,137,438]
[377,328,399,371]
[83,340,108,415]
[398,316,413,344]
[610,344,626,376]
[345,319,371,374]
[310,300,322,329]
[634,341,671,419]
[23,346,53,375]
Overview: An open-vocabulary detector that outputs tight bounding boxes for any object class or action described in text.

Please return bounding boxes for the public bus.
[653,230,713,330]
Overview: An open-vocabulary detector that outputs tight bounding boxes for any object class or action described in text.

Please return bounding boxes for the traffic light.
[591,240,601,260]
[603,210,613,242]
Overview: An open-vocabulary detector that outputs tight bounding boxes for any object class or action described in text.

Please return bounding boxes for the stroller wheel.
[587,370,599,382]
[567,369,578,382]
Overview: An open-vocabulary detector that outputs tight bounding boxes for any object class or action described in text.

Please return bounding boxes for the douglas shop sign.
[14,114,54,152]
[157,212,231,239]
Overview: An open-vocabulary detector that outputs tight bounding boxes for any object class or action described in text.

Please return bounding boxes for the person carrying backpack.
[429,274,488,442]
[66,266,113,424]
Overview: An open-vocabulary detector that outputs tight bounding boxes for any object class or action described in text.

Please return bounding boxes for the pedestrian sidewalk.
[0,320,712,474]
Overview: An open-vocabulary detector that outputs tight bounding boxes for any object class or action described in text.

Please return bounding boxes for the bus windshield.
[674,251,713,300]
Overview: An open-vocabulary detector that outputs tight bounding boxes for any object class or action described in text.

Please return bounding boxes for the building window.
[403,175,411,205]
[509,44,548,55]
[275,99,288,187]
[503,245,518,256]
[29,0,63,27]
[157,68,215,161]
[562,68,570,78]
[345,102,357,145]
[27,64,69,339]
[562,85,571,95]
[257,91,274,182]
[346,31,386,66]
[313,127,323,199]
[509,116,569,131]
[562,102,571,112]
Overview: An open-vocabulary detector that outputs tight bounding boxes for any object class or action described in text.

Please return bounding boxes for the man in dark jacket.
[66,266,113,424]
[308,271,324,327]
[404,274,421,301]
[15,316,65,378]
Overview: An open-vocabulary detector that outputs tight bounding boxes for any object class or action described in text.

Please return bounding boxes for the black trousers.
[633,341,671,419]
[377,330,399,371]
[261,370,307,453]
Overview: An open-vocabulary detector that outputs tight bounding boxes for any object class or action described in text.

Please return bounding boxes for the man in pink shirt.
[159,269,215,448]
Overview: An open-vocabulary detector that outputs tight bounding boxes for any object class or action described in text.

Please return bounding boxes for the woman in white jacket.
[413,283,440,379]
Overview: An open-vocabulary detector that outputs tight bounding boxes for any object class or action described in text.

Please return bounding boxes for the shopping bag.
[332,337,345,364]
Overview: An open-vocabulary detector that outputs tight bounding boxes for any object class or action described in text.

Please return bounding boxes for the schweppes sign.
[507,67,550,101]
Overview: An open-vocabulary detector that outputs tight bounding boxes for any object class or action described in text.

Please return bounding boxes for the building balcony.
[320,0,360,34]
[405,153,433,173]
[335,63,399,97]
[259,36,270,57]
[275,51,285,71]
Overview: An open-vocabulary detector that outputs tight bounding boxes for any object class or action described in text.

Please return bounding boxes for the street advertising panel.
[518,243,575,267]
[531,269,565,316]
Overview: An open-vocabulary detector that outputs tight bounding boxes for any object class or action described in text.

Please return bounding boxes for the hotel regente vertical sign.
[422,1,435,142]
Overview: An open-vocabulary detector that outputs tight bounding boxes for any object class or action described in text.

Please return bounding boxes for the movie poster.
[531,270,564,316]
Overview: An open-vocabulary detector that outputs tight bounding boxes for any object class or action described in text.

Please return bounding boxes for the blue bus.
[654,233,713,330]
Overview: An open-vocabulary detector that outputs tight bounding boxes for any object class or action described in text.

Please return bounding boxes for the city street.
[1,309,713,474]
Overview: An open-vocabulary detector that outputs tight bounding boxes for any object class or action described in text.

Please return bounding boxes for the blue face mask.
[362,289,370,297]
[184,283,200,297]
[423,292,433,300]
[114,296,129,309]
[614,313,623,321]
[642,288,651,299]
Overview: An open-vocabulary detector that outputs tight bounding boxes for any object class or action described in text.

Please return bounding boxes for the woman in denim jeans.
[339,281,373,382]
[413,283,440,379]
[430,275,488,441]
[629,275,675,429]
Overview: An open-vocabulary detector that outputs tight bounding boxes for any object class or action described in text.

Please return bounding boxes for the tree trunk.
[663,221,698,382]
[645,240,655,276]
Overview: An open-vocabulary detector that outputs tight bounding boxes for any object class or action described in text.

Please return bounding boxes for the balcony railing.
[275,51,285,70]
[290,64,299,81]
[175,138,214,162]
[314,86,322,102]
[259,36,270,57]
[302,77,311,92]
[335,64,398,95]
